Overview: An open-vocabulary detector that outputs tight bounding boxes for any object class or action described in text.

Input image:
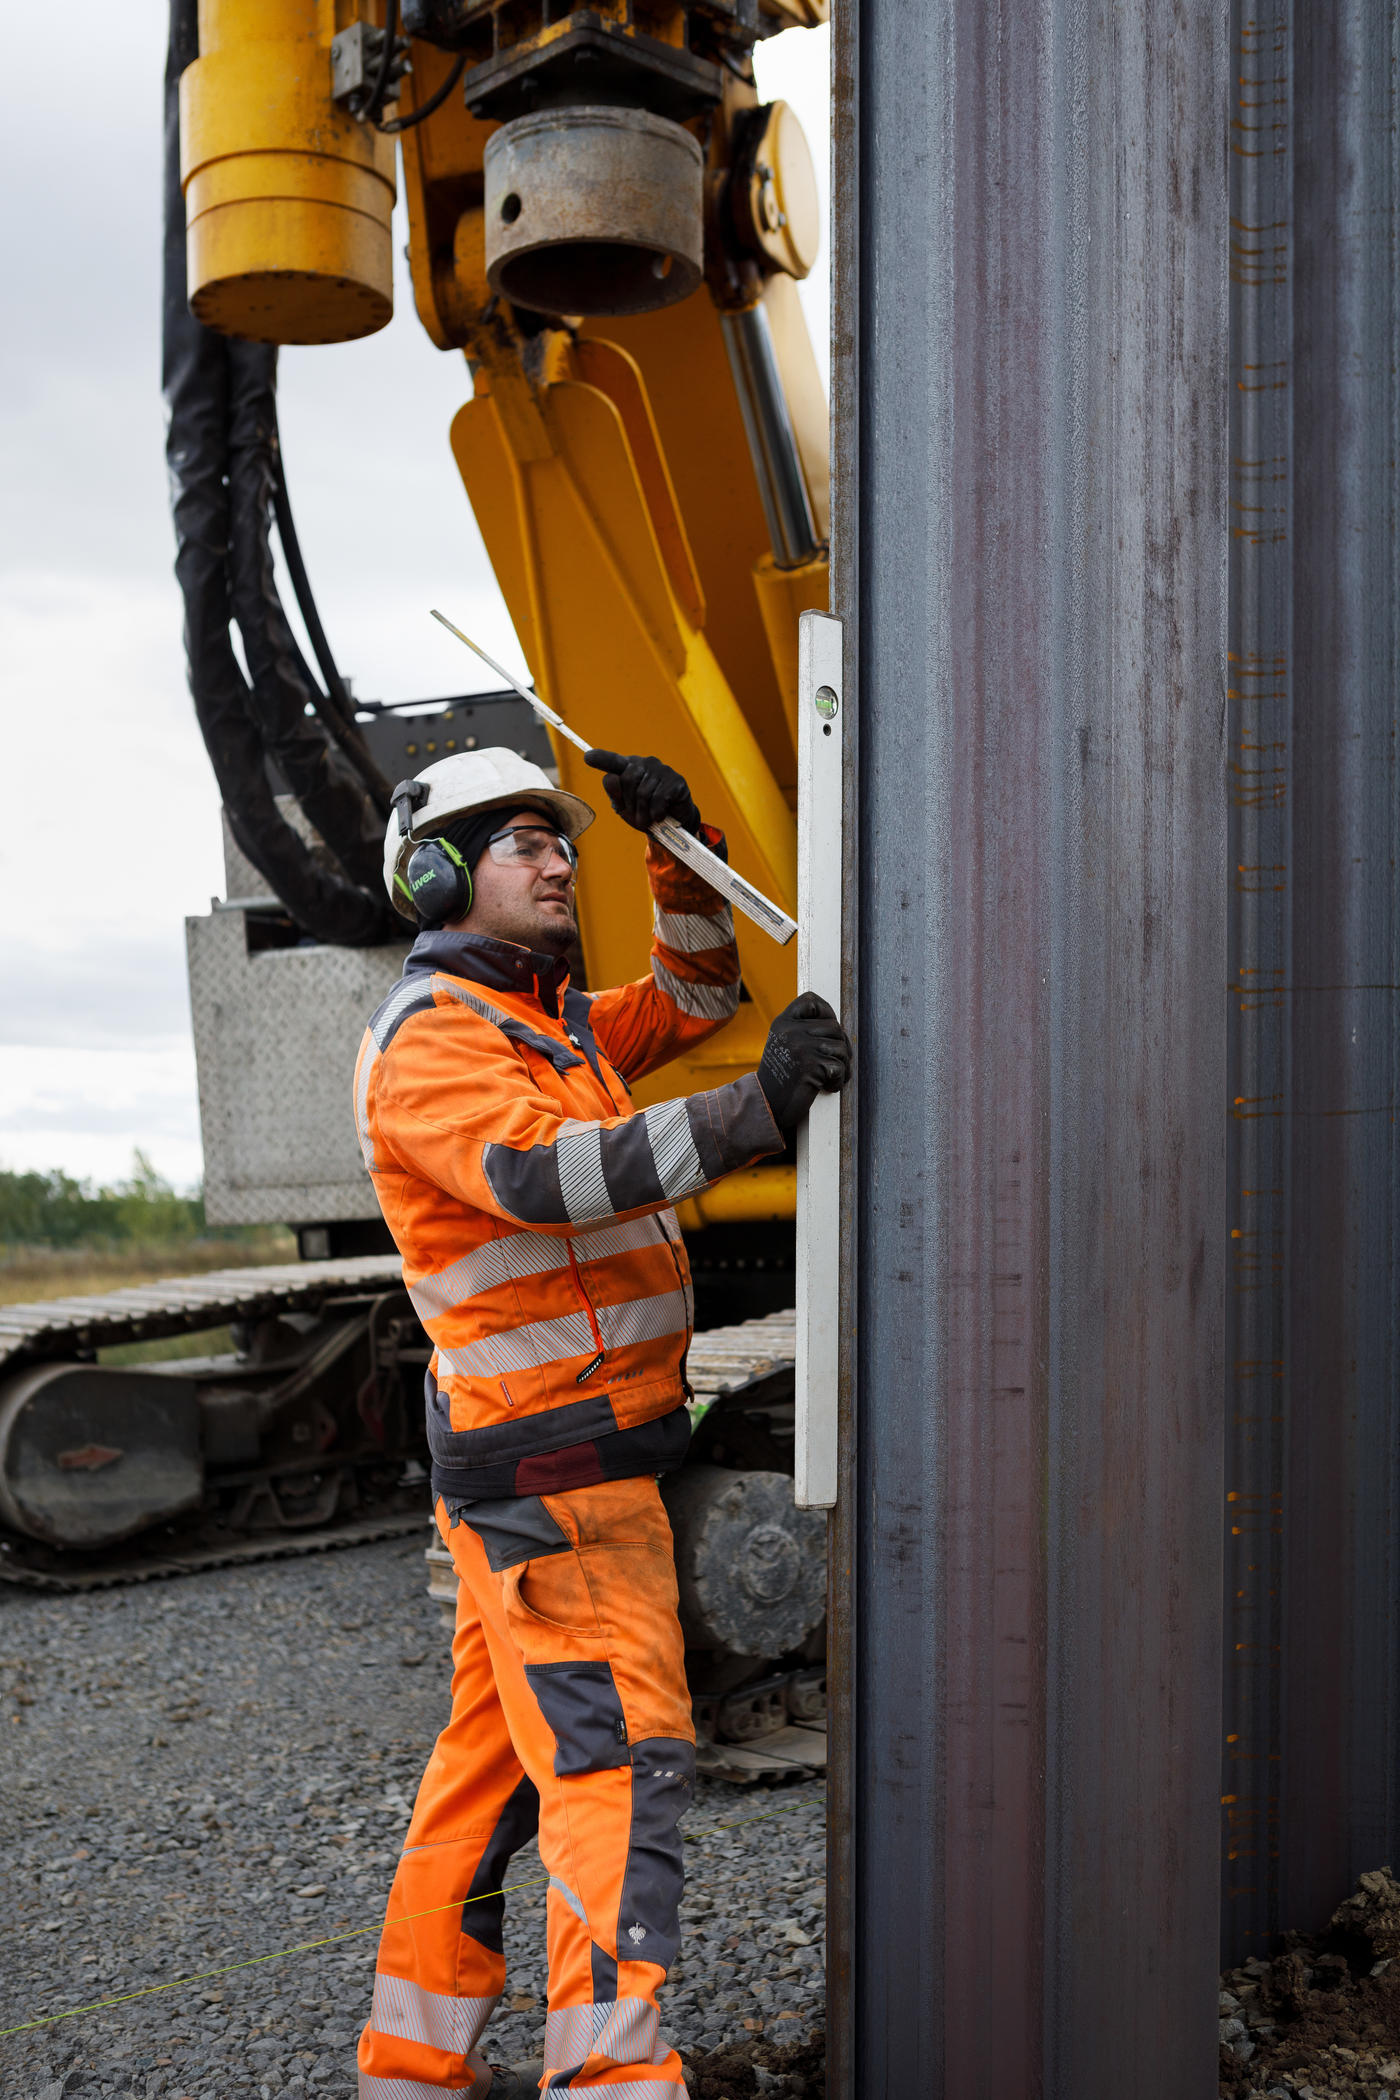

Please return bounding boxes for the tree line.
[0,1154,206,1250]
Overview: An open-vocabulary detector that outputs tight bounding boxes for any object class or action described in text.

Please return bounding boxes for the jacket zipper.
[659,1223,696,1402]
[554,1047,683,1389]
[566,1238,607,1377]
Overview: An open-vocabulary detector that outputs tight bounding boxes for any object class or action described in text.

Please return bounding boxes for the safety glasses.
[486,825,578,873]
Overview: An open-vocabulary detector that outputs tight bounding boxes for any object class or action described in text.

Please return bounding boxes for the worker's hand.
[756,993,853,1130]
[585,749,701,836]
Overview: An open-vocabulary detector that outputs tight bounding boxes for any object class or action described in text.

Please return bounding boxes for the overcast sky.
[0,17,829,1194]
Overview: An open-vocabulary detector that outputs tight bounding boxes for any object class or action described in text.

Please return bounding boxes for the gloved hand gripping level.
[757,993,853,1130]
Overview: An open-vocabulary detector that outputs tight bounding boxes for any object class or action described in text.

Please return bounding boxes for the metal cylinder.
[179,0,396,345]
[662,1463,826,1658]
[720,304,821,570]
[482,106,703,319]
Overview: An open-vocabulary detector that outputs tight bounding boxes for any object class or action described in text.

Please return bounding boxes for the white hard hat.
[383,747,595,920]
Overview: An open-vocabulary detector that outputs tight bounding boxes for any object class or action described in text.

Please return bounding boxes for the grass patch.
[0,1233,296,1309]
[99,1326,239,1367]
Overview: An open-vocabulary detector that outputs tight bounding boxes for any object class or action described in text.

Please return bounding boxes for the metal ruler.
[429,611,796,945]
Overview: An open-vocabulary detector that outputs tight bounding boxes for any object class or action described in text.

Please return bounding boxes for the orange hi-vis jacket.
[353,834,783,1505]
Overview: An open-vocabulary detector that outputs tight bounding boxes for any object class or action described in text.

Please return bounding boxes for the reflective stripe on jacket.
[353,835,783,1495]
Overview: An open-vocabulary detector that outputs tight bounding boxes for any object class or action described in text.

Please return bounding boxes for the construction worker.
[352,745,851,2100]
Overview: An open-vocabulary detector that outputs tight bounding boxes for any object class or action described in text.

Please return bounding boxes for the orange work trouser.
[357,1476,695,2099]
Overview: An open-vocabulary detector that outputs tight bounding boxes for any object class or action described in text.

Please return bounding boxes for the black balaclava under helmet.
[435,801,565,882]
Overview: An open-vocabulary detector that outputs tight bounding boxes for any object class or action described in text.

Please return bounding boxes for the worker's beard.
[531,902,578,955]
[472,889,578,956]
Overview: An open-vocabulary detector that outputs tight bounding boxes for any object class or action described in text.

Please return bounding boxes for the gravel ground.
[1219,1869,1400,2099]
[0,1537,825,2099]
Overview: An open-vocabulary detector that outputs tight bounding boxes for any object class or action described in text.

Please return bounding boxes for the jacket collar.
[405,927,572,1019]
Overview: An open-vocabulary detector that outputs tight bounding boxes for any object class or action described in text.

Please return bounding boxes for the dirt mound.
[685,2027,825,2100]
[1220,1868,1400,2097]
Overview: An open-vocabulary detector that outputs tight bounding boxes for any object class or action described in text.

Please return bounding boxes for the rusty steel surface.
[1225,0,1400,1961]
[829,3,1228,2094]
[1224,0,1293,1960]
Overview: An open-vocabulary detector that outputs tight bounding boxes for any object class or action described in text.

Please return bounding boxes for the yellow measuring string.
[0,1795,819,2041]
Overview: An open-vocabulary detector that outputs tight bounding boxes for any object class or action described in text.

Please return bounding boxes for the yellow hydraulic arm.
[178,0,831,1219]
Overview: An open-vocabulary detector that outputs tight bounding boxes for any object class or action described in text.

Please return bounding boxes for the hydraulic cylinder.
[179,0,396,344]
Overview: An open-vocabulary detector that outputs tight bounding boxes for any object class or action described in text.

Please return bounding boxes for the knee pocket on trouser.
[615,1738,695,1972]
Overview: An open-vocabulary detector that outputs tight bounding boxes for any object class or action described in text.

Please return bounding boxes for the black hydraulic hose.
[269,445,393,815]
[378,52,467,134]
[268,448,351,719]
[361,0,400,122]
[224,345,391,895]
[277,617,373,790]
[163,0,398,948]
[167,0,197,111]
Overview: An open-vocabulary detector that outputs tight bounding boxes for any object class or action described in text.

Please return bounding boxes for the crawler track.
[0,1509,431,1591]
[0,1257,418,1591]
[0,1274,807,1628]
[0,1254,404,1370]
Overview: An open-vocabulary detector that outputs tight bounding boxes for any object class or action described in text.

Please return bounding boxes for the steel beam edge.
[826,2,860,2095]
[830,2,1229,2093]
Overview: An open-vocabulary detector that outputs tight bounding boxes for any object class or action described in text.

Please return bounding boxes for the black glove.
[585,749,701,835]
[757,993,853,1130]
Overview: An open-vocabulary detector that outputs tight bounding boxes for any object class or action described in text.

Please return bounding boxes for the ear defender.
[396,836,472,927]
